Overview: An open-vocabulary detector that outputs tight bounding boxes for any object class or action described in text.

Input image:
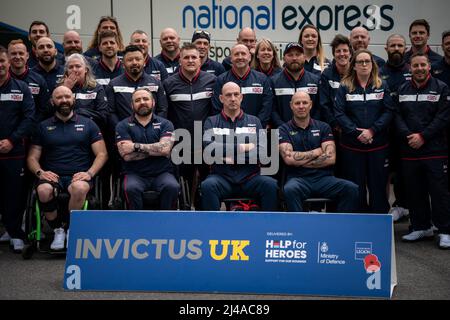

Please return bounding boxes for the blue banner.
[64,211,396,298]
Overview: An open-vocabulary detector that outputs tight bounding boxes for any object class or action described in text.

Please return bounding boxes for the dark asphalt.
[1,218,449,300]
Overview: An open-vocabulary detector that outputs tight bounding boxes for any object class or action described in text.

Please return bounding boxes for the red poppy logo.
[364,254,381,272]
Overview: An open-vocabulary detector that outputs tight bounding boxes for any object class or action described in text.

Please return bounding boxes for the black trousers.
[339,146,390,213]
[401,158,450,234]
[0,158,26,239]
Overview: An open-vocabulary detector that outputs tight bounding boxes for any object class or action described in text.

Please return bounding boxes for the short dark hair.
[0,45,8,55]
[123,45,143,57]
[442,30,450,42]
[409,19,430,35]
[410,51,430,63]
[98,30,118,44]
[28,20,49,35]
[330,34,352,56]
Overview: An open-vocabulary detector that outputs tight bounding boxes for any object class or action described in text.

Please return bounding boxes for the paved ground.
[1,217,449,300]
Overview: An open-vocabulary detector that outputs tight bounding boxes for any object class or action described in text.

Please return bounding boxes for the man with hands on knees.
[27,85,108,250]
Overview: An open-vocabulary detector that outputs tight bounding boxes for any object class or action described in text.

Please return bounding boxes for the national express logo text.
[182,0,394,32]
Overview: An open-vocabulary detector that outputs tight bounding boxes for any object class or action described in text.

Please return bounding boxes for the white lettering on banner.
[29,86,40,95]
[170,94,192,101]
[399,95,416,102]
[235,127,257,134]
[65,265,81,289]
[418,94,440,102]
[241,87,263,95]
[275,88,295,96]
[346,94,364,101]
[113,86,135,93]
[328,80,340,89]
[96,79,110,85]
[76,92,97,100]
[213,128,231,135]
[0,93,24,101]
[192,91,213,100]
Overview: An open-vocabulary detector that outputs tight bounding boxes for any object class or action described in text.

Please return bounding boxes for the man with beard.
[395,52,450,249]
[155,28,181,76]
[271,42,320,128]
[62,30,96,66]
[27,21,64,68]
[380,34,412,222]
[279,91,359,212]
[0,46,35,252]
[27,85,108,250]
[349,26,385,68]
[130,30,168,82]
[106,45,168,133]
[8,39,50,122]
[192,30,225,76]
[404,19,442,65]
[115,88,179,210]
[32,37,65,95]
[212,44,272,128]
[92,31,124,87]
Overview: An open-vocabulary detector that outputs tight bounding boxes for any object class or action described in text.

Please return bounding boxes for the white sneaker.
[402,228,434,242]
[10,238,24,252]
[390,206,409,222]
[50,228,66,250]
[438,234,450,249]
[0,231,11,242]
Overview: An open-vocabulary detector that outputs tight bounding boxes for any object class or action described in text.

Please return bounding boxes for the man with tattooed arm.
[115,88,180,210]
[278,91,359,212]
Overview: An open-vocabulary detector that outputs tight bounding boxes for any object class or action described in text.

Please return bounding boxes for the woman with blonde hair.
[59,53,109,130]
[334,49,394,213]
[298,24,329,75]
[251,38,282,77]
[84,16,125,60]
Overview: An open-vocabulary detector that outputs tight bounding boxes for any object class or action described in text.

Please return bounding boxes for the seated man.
[201,82,278,211]
[27,85,108,250]
[115,88,180,210]
[279,91,359,212]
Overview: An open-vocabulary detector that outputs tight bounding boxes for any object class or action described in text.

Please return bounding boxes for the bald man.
[279,91,358,212]
[32,37,65,94]
[201,82,278,211]
[350,26,385,67]
[222,27,257,71]
[212,44,273,127]
[155,28,181,75]
[27,85,107,250]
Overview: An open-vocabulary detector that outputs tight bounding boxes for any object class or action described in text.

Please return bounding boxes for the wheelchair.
[110,169,191,211]
[21,176,102,259]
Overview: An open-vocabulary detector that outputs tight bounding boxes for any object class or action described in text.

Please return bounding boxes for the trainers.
[50,228,66,250]
[10,238,24,253]
[438,234,450,249]
[0,231,11,242]
[390,206,409,222]
[402,228,434,242]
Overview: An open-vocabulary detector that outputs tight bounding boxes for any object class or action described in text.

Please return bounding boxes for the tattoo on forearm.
[293,150,314,161]
[324,143,336,157]
[140,140,171,155]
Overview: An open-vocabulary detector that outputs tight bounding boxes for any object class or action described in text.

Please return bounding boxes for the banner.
[64,211,397,298]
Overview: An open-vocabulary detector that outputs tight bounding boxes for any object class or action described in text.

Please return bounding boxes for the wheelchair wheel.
[22,242,36,260]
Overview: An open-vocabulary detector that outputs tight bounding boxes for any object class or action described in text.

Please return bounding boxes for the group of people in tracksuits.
[1,16,450,252]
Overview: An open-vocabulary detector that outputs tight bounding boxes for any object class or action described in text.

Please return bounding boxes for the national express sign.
[180,0,394,32]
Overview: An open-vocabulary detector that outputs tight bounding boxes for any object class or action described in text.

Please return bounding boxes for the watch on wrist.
[36,169,42,177]
[134,143,141,152]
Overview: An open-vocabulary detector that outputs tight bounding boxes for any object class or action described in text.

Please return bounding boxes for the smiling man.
[395,52,450,248]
